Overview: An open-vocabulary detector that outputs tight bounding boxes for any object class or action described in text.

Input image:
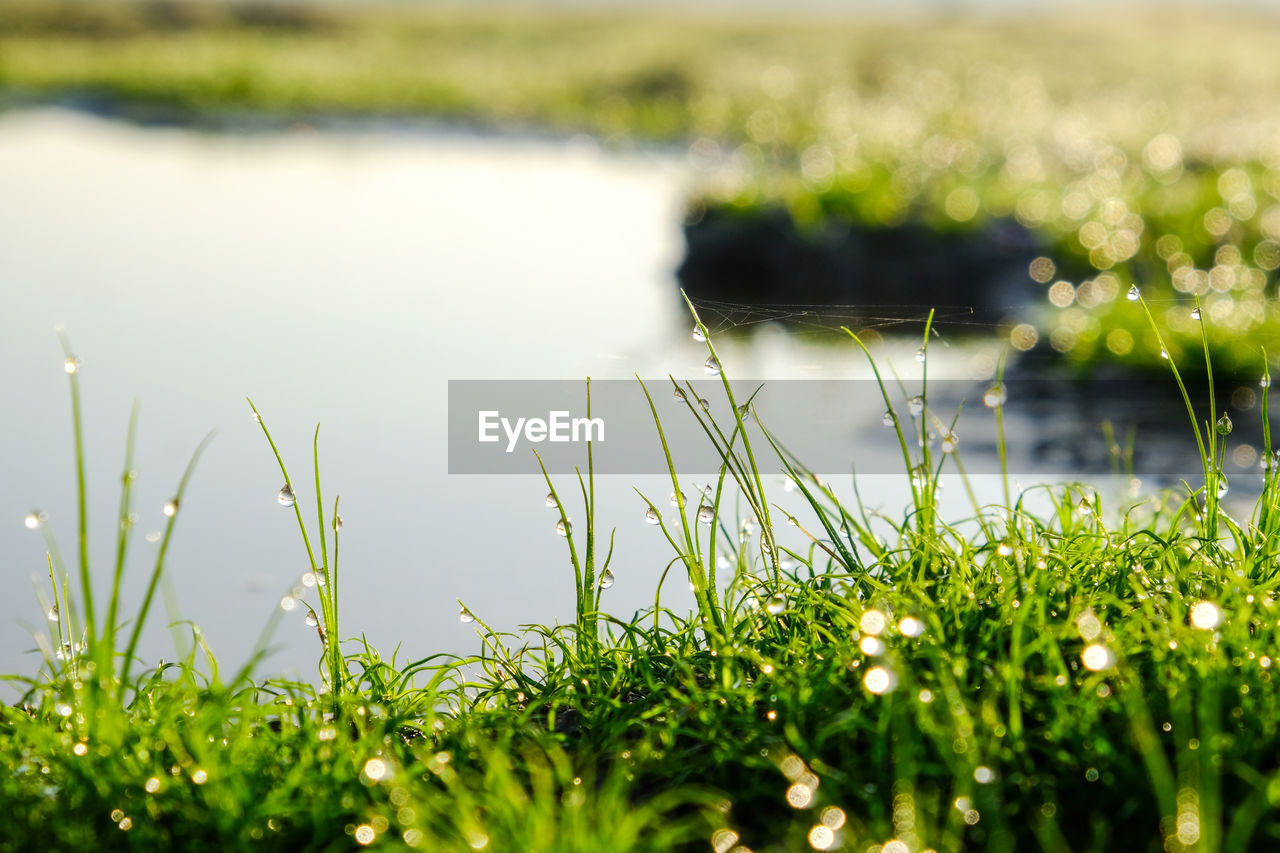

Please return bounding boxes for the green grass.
[4,4,1280,376]
[5,301,1280,850]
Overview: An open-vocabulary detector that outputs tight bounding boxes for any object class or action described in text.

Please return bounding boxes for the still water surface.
[0,108,1117,691]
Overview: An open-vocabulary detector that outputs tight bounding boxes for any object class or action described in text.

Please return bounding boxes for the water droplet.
[1126,284,1140,301]
[544,492,557,508]
[697,397,710,411]
[737,404,750,421]
[1077,497,1093,516]
[1191,306,1202,320]
[301,572,317,587]
[701,484,714,498]
[915,347,926,363]
[277,485,296,508]
[459,606,475,624]
[1160,348,1169,360]
[704,356,722,376]
[163,500,178,517]
[669,490,685,506]
[860,610,887,635]
[908,396,924,415]
[859,636,885,656]
[941,432,958,453]
[983,383,1008,408]
[23,512,41,530]
[765,593,786,615]
[673,387,686,403]
[63,356,80,374]
[1076,609,1102,640]
[808,825,834,849]
[1216,412,1233,435]
[882,410,894,427]
[697,505,715,525]
[645,507,661,525]
[898,616,924,637]
[280,596,297,612]
[144,531,161,543]
[305,612,318,628]
[1082,644,1115,671]
[363,758,388,783]
[1217,474,1229,498]
[556,519,571,536]
[599,569,616,589]
[711,829,740,853]
[332,515,344,531]
[692,326,706,343]
[863,665,897,695]
[1262,375,1273,389]
[46,605,59,621]
[786,782,814,809]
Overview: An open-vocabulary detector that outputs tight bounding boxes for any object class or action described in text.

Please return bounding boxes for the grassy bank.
[5,306,1280,850]
[4,5,1280,377]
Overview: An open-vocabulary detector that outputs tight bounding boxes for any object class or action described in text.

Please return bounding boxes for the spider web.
[685,297,1012,340]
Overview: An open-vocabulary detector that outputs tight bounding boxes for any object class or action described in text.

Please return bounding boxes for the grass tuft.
[5,313,1280,850]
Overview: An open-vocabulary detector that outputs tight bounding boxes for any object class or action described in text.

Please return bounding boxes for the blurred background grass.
[4,3,1276,136]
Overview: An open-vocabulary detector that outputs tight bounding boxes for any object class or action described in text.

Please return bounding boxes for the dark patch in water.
[677,205,1044,331]
[997,364,1278,492]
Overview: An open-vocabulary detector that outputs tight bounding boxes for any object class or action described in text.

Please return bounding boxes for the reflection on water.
[0,108,1233,690]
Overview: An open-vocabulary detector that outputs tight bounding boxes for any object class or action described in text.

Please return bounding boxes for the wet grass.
[6,298,1280,850]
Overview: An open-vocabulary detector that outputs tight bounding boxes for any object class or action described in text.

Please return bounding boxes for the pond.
[0,108,1238,692]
